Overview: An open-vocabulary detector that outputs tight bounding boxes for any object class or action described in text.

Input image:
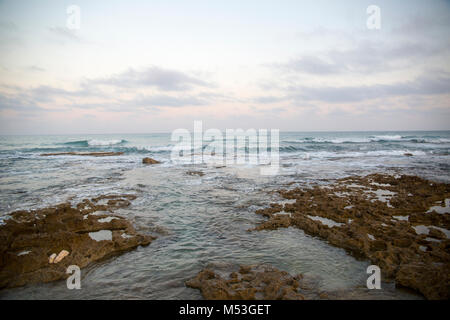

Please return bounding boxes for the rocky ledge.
[0,194,155,289]
[186,263,393,300]
[252,173,450,300]
[187,264,321,300]
[142,157,160,164]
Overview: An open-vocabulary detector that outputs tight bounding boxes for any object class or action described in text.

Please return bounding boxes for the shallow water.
[1,131,449,299]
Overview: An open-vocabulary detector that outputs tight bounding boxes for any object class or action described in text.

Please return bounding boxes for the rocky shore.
[186,263,410,300]
[186,264,313,300]
[0,194,154,289]
[251,174,450,299]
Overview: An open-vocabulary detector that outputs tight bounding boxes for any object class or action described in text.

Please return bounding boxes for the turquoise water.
[0,131,449,299]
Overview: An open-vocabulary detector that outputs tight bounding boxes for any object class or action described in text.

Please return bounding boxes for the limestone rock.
[186,264,306,300]
[142,157,160,164]
[251,173,450,299]
[0,194,155,289]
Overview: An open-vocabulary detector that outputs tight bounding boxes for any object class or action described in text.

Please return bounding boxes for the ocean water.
[0,131,449,299]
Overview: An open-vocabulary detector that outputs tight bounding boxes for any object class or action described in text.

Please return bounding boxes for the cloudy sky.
[0,0,449,134]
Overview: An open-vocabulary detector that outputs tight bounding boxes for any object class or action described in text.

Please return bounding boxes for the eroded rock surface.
[187,263,422,300]
[0,194,155,289]
[187,264,315,300]
[186,170,205,177]
[252,174,450,300]
[142,157,160,164]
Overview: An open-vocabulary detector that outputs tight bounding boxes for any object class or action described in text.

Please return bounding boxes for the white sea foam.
[370,135,403,141]
[88,139,125,146]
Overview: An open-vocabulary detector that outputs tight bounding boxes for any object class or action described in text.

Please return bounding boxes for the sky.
[0,0,449,134]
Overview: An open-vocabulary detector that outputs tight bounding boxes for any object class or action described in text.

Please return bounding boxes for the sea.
[0,131,449,299]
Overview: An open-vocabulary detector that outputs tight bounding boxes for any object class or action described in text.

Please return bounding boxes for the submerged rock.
[187,263,420,300]
[186,264,307,300]
[252,174,450,300]
[186,171,205,176]
[142,157,160,164]
[0,194,155,289]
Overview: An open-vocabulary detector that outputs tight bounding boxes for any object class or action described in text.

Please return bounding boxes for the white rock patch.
[98,216,119,223]
[89,230,113,241]
[393,215,409,221]
[427,199,450,214]
[307,215,344,228]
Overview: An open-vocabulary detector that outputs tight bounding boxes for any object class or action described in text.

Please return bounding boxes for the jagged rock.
[142,157,160,164]
[186,263,412,300]
[251,174,450,299]
[186,171,205,176]
[0,194,155,289]
[186,264,306,300]
[395,263,450,300]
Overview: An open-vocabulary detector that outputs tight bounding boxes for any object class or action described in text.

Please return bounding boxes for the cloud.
[0,21,17,31]
[26,85,98,103]
[131,94,207,107]
[0,82,212,114]
[0,82,102,113]
[87,66,210,91]
[277,55,344,75]
[274,14,450,77]
[0,63,218,117]
[253,95,288,104]
[48,26,83,43]
[69,94,208,111]
[26,65,45,72]
[275,40,448,76]
[0,93,44,112]
[286,73,450,103]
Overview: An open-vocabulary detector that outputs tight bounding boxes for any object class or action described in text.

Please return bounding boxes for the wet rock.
[404,153,413,157]
[186,171,205,177]
[251,173,450,300]
[0,194,155,289]
[142,157,160,164]
[186,264,306,300]
[428,228,446,240]
[395,263,450,300]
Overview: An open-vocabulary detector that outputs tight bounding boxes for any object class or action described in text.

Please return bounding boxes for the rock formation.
[142,157,160,164]
[0,194,155,289]
[186,264,311,300]
[251,174,450,300]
